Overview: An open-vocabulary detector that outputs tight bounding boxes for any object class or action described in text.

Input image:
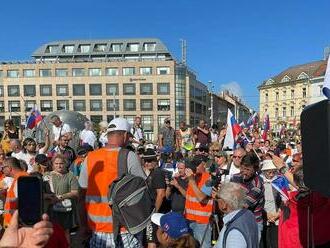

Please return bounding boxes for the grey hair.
[217,182,246,210]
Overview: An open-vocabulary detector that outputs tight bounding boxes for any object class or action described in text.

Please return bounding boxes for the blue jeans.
[189,221,211,248]
[257,222,264,243]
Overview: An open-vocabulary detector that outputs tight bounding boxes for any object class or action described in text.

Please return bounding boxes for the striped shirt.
[231,174,265,223]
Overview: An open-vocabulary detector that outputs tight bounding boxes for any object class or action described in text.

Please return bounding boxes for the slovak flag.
[223,109,242,149]
[262,114,270,140]
[27,107,43,129]
[322,55,330,99]
[272,176,290,201]
[246,112,258,127]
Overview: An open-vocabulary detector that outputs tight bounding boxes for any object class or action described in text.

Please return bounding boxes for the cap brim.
[151,213,164,226]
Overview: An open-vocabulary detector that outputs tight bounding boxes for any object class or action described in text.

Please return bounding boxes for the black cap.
[77,144,94,156]
[142,149,157,161]
[35,154,49,165]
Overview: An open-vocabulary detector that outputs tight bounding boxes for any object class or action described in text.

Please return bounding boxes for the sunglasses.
[233,155,242,159]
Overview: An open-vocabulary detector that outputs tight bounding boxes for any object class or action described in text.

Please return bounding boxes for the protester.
[176,121,194,156]
[227,147,246,178]
[231,152,265,241]
[79,121,97,148]
[193,120,210,145]
[10,139,24,160]
[78,117,145,247]
[165,161,188,214]
[71,144,93,178]
[158,118,176,151]
[151,212,197,248]
[48,135,76,166]
[21,137,37,172]
[3,157,28,227]
[210,124,219,143]
[185,156,212,248]
[50,115,71,143]
[131,116,145,149]
[214,182,259,248]
[33,153,52,174]
[46,154,79,244]
[98,120,109,147]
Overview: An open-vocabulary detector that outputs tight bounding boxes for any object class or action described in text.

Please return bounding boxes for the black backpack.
[108,148,155,246]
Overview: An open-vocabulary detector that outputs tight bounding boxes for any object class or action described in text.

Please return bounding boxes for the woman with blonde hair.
[98,120,108,147]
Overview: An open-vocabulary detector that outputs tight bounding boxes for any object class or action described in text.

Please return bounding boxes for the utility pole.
[208,81,214,125]
[113,91,116,118]
[180,39,187,65]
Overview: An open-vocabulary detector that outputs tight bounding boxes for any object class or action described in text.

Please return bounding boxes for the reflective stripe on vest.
[85,148,119,233]
[185,172,212,224]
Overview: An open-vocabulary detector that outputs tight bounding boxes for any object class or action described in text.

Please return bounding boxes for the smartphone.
[18,176,43,226]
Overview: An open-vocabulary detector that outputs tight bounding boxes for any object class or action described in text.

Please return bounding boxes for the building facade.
[0,38,208,140]
[258,58,327,131]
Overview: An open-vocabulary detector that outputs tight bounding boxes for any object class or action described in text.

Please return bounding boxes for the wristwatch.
[279,166,288,174]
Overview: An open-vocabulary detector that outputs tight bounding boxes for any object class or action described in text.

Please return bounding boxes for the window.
[282,107,286,117]
[157,83,170,95]
[63,45,74,53]
[8,85,20,96]
[89,84,102,96]
[78,44,90,53]
[265,93,268,102]
[0,86,3,97]
[40,100,53,112]
[107,115,115,122]
[141,115,153,131]
[40,85,52,96]
[123,84,136,95]
[39,69,52,77]
[55,69,68,77]
[8,101,20,112]
[140,67,152,75]
[7,70,19,78]
[0,70,3,77]
[57,100,69,110]
[158,115,170,128]
[106,68,119,76]
[73,84,85,96]
[303,88,306,98]
[124,115,135,125]
[122,67,135,76]
[111,43,123,52]
[281,76,290,83]
[157,67,170,75]
[283,90,286,100]
[158,99,170,111]
[0,101,4,112]
[73,100,86,111]
[140,99,153,111]
[72,68,86,77]
[47,45,59,54]
[176,99,185,111]
[275,108,279,118]
[56,85,69,96]
[23,85,36,96]
[190,101,195,112]
[89,68,102,76]
[106,84,118,95]
[23,69,35,77]
[143,43,156,51]
[106,99,119,111]
[25,100,36,112]
[94,44,107,52]
[123,99,136,111]
[140,83,153,95]
[275,92,279,101]
[291,90,294,99]
[127,43,139,52]
[90,100,103,111]
[290,106,294,117]
[90,115,103,124]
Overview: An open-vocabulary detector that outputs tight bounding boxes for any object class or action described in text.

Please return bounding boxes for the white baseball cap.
[261,160,277,171]
[107,117,132,135]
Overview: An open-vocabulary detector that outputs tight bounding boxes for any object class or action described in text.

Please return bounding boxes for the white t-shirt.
[99,132,108,147]
[53,123,71,141]
[12,151,34,173]
[80,129,96,148]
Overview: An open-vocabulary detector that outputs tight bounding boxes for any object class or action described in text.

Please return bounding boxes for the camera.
[206,165,229,187]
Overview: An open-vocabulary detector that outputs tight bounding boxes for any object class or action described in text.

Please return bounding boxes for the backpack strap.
[113,148,130,247]
[117,148,129,177]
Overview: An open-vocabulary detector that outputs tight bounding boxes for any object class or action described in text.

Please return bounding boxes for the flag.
[322,55,330,99]
[272,176,290,201]
[246,112,257,127]
[223,109,242,150]
[27,108,43,129]
[262,114,270,140]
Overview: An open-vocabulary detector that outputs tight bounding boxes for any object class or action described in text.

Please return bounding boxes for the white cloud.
[220,81,243,98]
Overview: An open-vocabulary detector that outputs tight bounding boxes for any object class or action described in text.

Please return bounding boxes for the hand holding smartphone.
[17,176,43,226]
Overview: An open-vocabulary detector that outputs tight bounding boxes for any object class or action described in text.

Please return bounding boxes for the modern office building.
[0,38,209,140]
[258,49,328,130]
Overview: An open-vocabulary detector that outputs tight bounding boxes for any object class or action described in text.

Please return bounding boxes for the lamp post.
[208,81,215,125]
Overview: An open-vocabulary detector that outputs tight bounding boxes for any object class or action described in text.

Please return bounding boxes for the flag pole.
[242,131,261,161]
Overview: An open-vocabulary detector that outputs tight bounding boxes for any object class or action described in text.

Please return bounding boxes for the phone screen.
[18,176,43,226]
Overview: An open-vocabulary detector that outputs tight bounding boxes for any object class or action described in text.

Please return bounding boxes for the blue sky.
[0,0,329,110]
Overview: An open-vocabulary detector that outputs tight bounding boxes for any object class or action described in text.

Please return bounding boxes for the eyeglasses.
[233,155,242,159]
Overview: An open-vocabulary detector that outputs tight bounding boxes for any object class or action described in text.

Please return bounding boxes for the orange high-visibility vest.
[185,172,212,224]
[4,171,28,227]
[85,148,119,233]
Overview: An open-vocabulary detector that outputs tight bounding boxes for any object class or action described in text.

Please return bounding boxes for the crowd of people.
[0,114,329,248]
